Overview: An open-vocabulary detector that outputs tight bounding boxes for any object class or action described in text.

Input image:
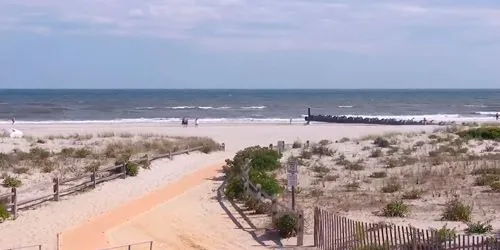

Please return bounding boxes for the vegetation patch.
[466,221,493,234]
[457,127,500,141]
[441,199,471,222]
[382,200,409,217]
[274,212,297,238]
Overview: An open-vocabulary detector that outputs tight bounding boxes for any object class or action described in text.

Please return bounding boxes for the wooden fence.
[0,144,219,221]
[99,240,153,250]
[238,156,305,246]
[314,207,500,250]
[2,244,42,250]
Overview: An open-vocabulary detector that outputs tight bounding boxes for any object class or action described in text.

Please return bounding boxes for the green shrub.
[431,224,456,242]
[225,177,244,199]
[274,213,297,238]
[249,171,282,196]
[383,200,408,217]
[369,171,387,178]
[466,221,493,234]
[374,137,390,148]
[441,199,471,222]
[457,127,500,140]
[0,203,10,222]
[2,175,22,188]
[125,162,139,176]
[319,139,331,146]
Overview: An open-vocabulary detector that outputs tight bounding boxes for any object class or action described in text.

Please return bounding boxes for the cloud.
[1,0,500,53]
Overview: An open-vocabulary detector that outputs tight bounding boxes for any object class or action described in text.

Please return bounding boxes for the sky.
[1,0,500,89]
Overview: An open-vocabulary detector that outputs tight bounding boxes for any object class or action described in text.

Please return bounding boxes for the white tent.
[2,128,24,138]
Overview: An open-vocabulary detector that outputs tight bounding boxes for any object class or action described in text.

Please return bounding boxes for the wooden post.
[149,241,153,250]
[53,177,60,201]
[168,150,172,159]
[271,197,278,217]
[91,170,97,189]
[411,227,417,250]
[291,186,296,211]
[297,209,304,246]
[11,187,17,220]
[277,140,285,154]
[121,164,127,178]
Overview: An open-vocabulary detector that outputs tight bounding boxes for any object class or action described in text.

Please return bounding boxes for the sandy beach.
[0,122,434,249]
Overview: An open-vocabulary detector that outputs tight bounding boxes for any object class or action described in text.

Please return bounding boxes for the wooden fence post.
[411,227,417,250]
[168,150,172,159]
[53,177,60,201]
[121,164,127,178]
[11,187,17,219]
[187,145,190,154]
[277,141,285,154]
[297,209,304,246]
[91,170,97,189]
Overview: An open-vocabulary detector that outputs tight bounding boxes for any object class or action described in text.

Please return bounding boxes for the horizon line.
[1,88,500,91]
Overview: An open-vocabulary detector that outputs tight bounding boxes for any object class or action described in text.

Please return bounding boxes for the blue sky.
[1,0,500,89]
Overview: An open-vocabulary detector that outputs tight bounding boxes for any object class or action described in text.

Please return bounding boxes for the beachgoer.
[289,118,292,125]
[496,113,499,121]
[195,118,199,127]
[11,117,15,125]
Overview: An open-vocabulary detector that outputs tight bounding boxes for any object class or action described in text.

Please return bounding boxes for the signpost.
[287,160,298,210]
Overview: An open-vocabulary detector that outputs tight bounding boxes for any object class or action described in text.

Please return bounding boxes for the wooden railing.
[2,244,42,250]
[0,144,221,221]
[99,240,153,250]
[238,158,305,246]
[314,207,500,250]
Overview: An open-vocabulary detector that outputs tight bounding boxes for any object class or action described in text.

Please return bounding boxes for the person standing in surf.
[195,118,199,127]
[496,113,499,121]
[11,116,15,125]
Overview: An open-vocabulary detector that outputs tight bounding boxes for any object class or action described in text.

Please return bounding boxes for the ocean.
[0,89,499,124]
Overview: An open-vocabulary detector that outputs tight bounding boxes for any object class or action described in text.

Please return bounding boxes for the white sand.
[0,123,432,249]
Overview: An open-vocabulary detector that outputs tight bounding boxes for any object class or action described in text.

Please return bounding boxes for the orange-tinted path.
[60,162,223,250]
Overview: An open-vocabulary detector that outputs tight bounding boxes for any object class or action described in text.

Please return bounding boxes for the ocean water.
[0,89,499,124]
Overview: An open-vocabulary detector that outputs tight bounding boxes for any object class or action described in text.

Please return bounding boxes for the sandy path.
[106,179,275,250]
[0,153,229,249]
[60,162,224,250]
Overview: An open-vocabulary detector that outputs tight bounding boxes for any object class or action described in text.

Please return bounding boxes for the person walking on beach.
[496,113,499,121]
[195,118,199,127]
[11,116,15,125]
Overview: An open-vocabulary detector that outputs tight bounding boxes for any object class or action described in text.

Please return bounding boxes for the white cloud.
[1,0,500,53]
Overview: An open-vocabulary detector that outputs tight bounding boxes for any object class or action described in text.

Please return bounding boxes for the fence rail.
[0,144,219,221]
[2,244,42,250]
[314,207,500,250]
[99,241,153,250]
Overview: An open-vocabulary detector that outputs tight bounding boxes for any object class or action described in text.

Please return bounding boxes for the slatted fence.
[314,208,500,250]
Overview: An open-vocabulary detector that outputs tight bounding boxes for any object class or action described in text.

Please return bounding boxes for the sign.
[287,161,298,174]
[287,173,298,189]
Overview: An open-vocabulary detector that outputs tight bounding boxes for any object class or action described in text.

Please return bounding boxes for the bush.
[381,183,401,193]
[402,189,423,200]
[274,213,297,238]
[2,175,22,188]
[441,199,471,222]
[311,144,333,157]
[374,137,390,148]
[339,137,350,143]
[292,140,302,149]
[0,203,10,222]
[369,171,387,178]
[345,181,360,192]
[471,167,500,175]
[225,177,245,199]
[370,149,383,158]
[300,149,312,159]
[474,175,499,186]
[319,139,331,146]
[490,181,500,192]
[345,160,365,171]
[383,200,408,217]
[466,221,493,234]
[125,162,139,176]
[249,171,282,196]
[457,127,500,140]
[29,147,50,160]
[74,148,92,158]
[431,224,456,242]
